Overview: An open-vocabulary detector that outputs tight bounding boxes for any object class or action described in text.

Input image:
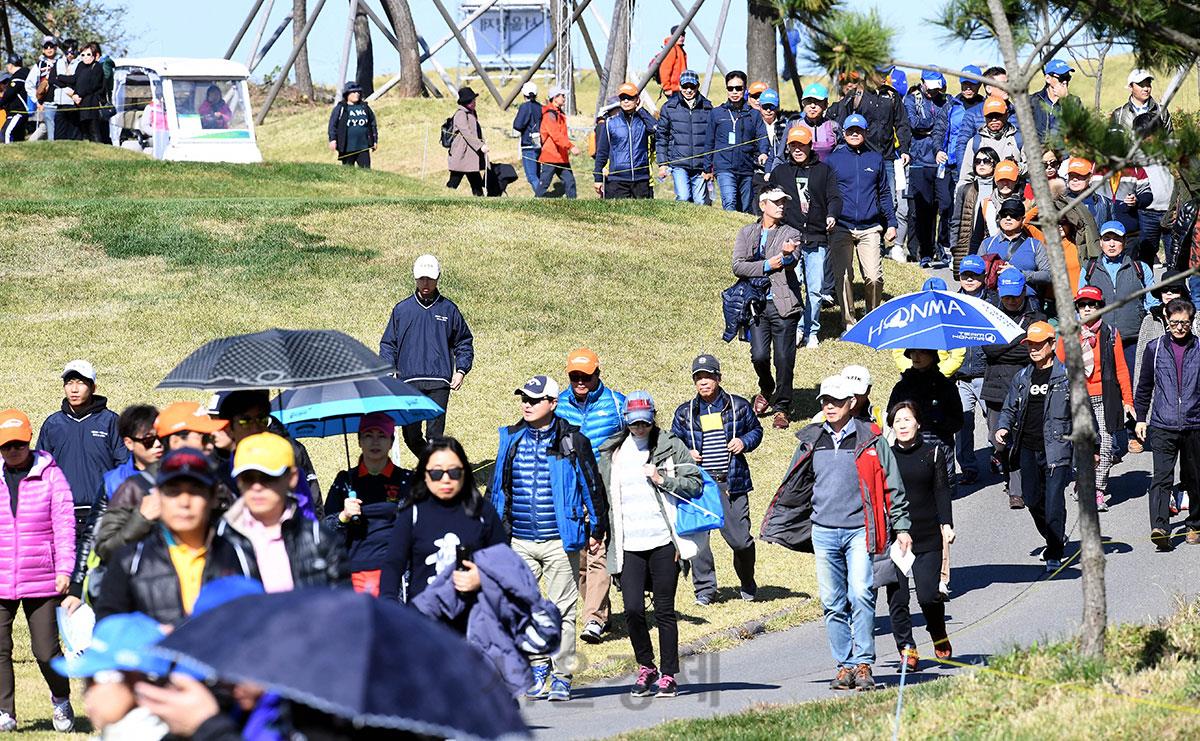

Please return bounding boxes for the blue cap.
[52,613,172,679]
[958,254,986,275]
[679,70,699,87]
[921,70,946,89]
[888,69,909,97]
[623,391,656,425]
[192,576,265,617]
[843,113,868,131]
[997,268,1027,297]
[802,83,828,101]
[1099,220,1126,237]
[759,89,780,107]
[960,64,982,82]
[923,277,948,291]
[1044,59,1074,76]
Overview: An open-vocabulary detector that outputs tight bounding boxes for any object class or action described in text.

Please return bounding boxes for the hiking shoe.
[1009,495,1025,510]
[655,674,678,698]
[0,712,15,732]
[526,664,551,699]
[631,665,659,697]
[933,637,953,660]
[1152,529,1174,552]
[752,394,771,416]
[901,647,919,673]
[694,595,713,607]
[1128,438,1144,454]
[740,589,757,602]
[853,663,875,691]
[581,620,604,644]
[1045,558,1062,573]
[919,257,932,269]
[1096,493,1109,513]
[51,699,74,733]
[773,412,790,430]
[829,666,854,691]
[1187,530,1200,546]
[547,676,571,702]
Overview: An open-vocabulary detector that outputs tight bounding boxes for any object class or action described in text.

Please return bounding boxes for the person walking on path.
[1111,69,1174,265]
[656,70,713,204]
[447,86,487,196]
[949,147,998,274]
[732,188,803,430]
[888,348,964,490]
[327,81,377,169]
[953,256,990,486]
[881,402,953,672]
[996,322,1078,571]
[778,83,841,165]
[512,81,542,191]
[0,409,76,733]
[760,375,910,692]
[1134,272,1200,383]
[597,391,702,698]
[1134,298,1200,550]
[325,413,413,597]
[670,354,762,605]
[827,68,911,195]
[487,375,607,702]
[380,254,475,458]
[980,199,1052,300]
[556,348,625,645]
[536,86,580,199]
[594,82,657,199]
[707,70,768,213]
[904,71,952,267]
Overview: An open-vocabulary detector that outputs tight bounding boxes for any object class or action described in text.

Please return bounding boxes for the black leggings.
[619,543,680,675]
[0,597,70,716]
[885,548,947,651]
[447,170,484,196]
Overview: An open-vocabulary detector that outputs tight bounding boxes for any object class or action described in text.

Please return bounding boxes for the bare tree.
[292,0,314,99]
[747,0,779,89]
[381,0,423,97]
[597,0,633,116]
[354,1,374,96]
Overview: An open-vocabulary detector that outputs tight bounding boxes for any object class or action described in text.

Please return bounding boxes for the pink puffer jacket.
[0,452,76,599]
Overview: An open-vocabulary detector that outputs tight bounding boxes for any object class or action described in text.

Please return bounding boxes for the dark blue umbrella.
[272,376,443,438]
[152,589,528,740]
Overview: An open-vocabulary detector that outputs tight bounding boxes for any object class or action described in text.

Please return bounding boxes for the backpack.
[1083,256,1147,286]
[439,115,456,148]
[980,252,1008,290]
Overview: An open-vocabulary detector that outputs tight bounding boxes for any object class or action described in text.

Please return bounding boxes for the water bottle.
[347,487,362,526]
[937,160,947,180]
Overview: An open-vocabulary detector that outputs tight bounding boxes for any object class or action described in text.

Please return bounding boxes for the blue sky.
[109,0,999,86]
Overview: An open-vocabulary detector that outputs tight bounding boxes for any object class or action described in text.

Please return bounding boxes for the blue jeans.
[521,150,541,191]
[715,171,753,213]
[956,377,985,478]
[44,106,56,140]
[535,162,577,199]
[671,167,708,204]
[812,524,876,668]
[798,245,825,340]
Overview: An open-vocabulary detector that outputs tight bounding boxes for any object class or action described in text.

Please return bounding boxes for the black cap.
[691,354,721,377]
[157,448,217,489]
[5,53,21,67]
[343,80,362,97]
[457,86,478,106]
[998,198,1026,219]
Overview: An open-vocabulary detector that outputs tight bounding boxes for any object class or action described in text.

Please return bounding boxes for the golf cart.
[110,57,263,163]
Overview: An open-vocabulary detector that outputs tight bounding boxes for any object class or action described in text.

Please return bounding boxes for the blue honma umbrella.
[152,589,528,740]
[841,289,1025,350]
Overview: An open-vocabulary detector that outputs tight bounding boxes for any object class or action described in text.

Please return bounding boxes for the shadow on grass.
[710,585,809,604]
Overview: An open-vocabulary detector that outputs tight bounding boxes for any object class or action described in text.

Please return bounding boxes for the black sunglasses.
[1052,74,1072,83]
[131,433,161,448]
[427,467,464,481]
[231,415,270,428]
[568,372,596,383]
[0,441,29,452]
[618,94,638,101]
[726,85,744,91]
[1076,300,1102,309]
[975,157,995,165]
[762,104,777,111]
[520,395,547,406]
[681,84,698,90]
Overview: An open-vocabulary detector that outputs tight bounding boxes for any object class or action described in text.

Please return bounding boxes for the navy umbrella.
[157,329,390,391]
[152,589,528,740]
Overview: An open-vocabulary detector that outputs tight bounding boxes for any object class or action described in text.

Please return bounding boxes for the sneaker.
[751,394,771,417]
[580,620,604,644]
[1045,558,1062,573]
[853,663,875,691]
[694,595,713,607]
[901,647,919,673]
[933,637,953,660]
[829,666,854,690]
[0,712,15,732]
[631,665,659,697]
[1128,438,1144,454]
[919,257,932,269]
[51,699,74,733]
[1187,530,1200,546]
[1096,493,1109,513]
[772,411,790,430]
[547,676,571,702]
[805,335,820,349]
[1152,528,1175,552]
[655,674,678,698]
[1009,495,1025,510]
[740,589,757,602]
[526,664,551,699]
[890,245,907,263]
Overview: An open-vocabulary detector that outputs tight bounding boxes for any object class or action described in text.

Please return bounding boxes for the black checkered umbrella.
[157,329,390,391]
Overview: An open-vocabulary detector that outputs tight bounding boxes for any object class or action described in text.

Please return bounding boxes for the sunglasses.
[427,467,464,481]
[726,85,744,91]
[960,272,983,280]
[1045,160,1060,168]
[628,421,653,429]
[1052,74,1072,83]
[231,415,270,428]
[520,395,547,406]
[1076,300,1101,309]
[568,372,595,383]
[762,105,777,112]
[618,94,638,101]
[0,441,29,452]
[975,157,995,165]
[1167,319,1192,328]
[681,84,698,90]
[131,433,162,448]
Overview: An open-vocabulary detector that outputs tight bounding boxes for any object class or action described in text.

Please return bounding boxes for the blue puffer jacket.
[512,98,542,149]
[721,278,765,342]
[593,108,657,183]
[997,360,1076,468]
[556,382,626,456]
[670,390,763,495]
[102,458,137,501]
[36,396,128,507]
[489,417,606,551]
[1135,334,1200,430]
[826,143,897,229]
[656,93,714,171]
[707,101,768,175]
[903,89,949,168]
[933,94,981,167]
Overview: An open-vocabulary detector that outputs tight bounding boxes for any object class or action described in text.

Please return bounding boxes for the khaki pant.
[512,538,580,678]
[578,539,611,627]
[831,226,884,326]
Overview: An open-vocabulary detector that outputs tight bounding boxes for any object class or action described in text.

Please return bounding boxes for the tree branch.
[1090,266,1200,326]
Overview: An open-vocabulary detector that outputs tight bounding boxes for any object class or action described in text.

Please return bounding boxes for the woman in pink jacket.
[0,409,76,732]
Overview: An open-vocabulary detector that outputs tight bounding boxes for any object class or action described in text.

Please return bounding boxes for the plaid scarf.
[1080,321,1099,377]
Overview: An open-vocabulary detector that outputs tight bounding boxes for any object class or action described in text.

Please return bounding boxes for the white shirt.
[615,435,672,552]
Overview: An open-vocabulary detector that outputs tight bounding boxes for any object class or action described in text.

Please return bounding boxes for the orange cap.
[154,401,229,437]
[1066,156,1093,176]
[982,96,1006,116]
[786,126,813,145]
[0,409,33,447]
[1022,321,1057,344]
[566,348,600,375]
[618,82,639,97]
[994,159,1020,182]
[749,81,769,95]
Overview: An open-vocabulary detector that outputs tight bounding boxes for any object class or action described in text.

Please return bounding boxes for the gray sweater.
[732,220,804,318]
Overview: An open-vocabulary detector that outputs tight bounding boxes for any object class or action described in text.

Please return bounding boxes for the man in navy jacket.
[380,254,475,457]
[512,82,542,191]
[593,82,657,199]
[707,69,768,213]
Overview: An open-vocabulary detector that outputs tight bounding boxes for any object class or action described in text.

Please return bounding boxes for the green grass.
[620,599,1200,740]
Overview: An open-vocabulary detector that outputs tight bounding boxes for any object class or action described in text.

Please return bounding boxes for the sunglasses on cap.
[427,467,464,481]
[0,441,29,452]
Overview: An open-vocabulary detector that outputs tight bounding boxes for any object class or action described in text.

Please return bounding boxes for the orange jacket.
[1056,325,1133,404]
[1024,207,1081,291]
[538,105,573,164]
[659,38,687,94]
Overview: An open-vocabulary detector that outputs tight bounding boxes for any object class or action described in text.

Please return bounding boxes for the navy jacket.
[957,287,989,378]
[933,94,982,168]
[327,101,377,153]
[656,92,714,171]
[379,292,474,387]
[1135,334,1200,430]
[707,101,768,175]
[721,278,764,342]
[512,98,542,149]
[37,396,128,507]
[903,89,949,168]
[826,143,896,229]
[1030,89,1081,139]
[670,390,763,495]
[594,108,657,183]
[996,360,1077,469]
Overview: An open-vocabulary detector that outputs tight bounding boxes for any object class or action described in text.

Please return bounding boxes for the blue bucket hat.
[958,254,986,276]
[997,268,1027,298]
[759,89,780,107]
[623,391,656,425]
[52,613,172,679]
[679,70,699,88]
[843,113,868,131]
[801,83,829,101]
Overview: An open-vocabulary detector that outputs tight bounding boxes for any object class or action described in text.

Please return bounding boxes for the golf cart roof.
[114,57,251,79]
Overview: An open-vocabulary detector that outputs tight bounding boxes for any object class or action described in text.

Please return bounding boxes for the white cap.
[817,375,854,402]
[548,85,568,100]
[62,359,97,383]
[521,81,538,97]
[758,187,791,203]
[840,365,872,395]
[413,254,441,280]
[924,77,944,90]
[1127,69,1153,86]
